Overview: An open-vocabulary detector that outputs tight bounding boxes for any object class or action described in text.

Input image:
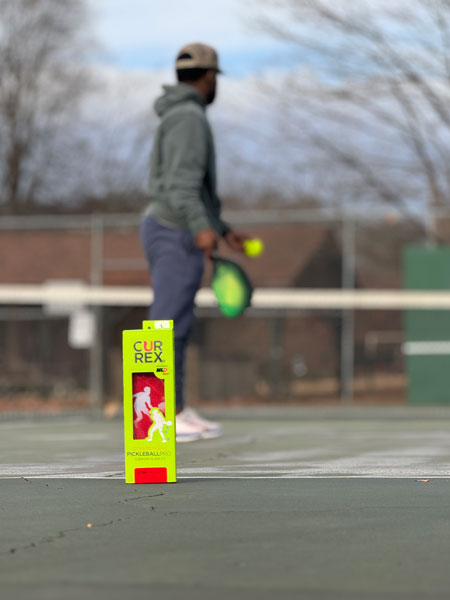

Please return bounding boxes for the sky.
[88,0,294,76]
[79,0,434,211]
[78,0,301,202]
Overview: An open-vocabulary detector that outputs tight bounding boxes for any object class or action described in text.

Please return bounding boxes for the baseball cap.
[175,42,222,73]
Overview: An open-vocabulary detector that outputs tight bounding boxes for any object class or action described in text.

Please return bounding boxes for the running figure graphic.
[147,407,173,443]
[133,386,152,428]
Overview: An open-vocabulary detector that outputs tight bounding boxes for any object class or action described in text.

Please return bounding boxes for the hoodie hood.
[154,83,205,118]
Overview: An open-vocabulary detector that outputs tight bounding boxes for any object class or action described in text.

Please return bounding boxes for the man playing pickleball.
[140,43,246,442]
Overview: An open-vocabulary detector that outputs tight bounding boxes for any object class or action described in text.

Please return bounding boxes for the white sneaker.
[180,408,223,440]
[175,412,203,443]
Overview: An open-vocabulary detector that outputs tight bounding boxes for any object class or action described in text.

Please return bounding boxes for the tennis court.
[2,406,450,599]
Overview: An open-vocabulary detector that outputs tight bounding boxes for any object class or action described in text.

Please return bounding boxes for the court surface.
[1,406,450,599]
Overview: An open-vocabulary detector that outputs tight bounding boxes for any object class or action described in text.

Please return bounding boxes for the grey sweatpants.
[140,216,204,410]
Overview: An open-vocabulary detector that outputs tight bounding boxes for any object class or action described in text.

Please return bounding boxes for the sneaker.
[175,412,203,443]
[180,408,223,440]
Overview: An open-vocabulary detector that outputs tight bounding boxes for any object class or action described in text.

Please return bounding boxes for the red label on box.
[134,467,168,484]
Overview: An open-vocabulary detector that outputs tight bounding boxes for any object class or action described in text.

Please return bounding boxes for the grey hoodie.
[145,83,229,237]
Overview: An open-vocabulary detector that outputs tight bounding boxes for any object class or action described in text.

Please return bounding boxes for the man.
[140,42,247,442]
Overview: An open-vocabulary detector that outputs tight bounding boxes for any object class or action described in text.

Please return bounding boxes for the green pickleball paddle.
[211,255,253,318]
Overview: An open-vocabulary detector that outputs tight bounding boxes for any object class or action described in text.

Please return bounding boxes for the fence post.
[269,316,284,397]
[341,217,355,404]
[90,215,104,409]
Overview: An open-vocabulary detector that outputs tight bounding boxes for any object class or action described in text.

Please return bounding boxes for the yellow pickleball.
[243,238,264,257]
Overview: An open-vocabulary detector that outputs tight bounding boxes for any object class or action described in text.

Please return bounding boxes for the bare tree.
[254,0,450,237]
[0,0,94,214]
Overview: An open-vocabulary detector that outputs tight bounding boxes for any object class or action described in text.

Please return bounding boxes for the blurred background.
[2,0,450,413]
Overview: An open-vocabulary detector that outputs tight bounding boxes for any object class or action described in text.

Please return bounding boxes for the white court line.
[2,474,450,480]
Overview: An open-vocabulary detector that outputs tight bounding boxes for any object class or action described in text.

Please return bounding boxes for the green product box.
[123,320,176,483]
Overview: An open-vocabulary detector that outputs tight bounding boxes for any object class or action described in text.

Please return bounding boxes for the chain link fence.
[0,210,431,412]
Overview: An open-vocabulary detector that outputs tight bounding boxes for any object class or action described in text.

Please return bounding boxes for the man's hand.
[224,230,248,253]
[194,228,218,258]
